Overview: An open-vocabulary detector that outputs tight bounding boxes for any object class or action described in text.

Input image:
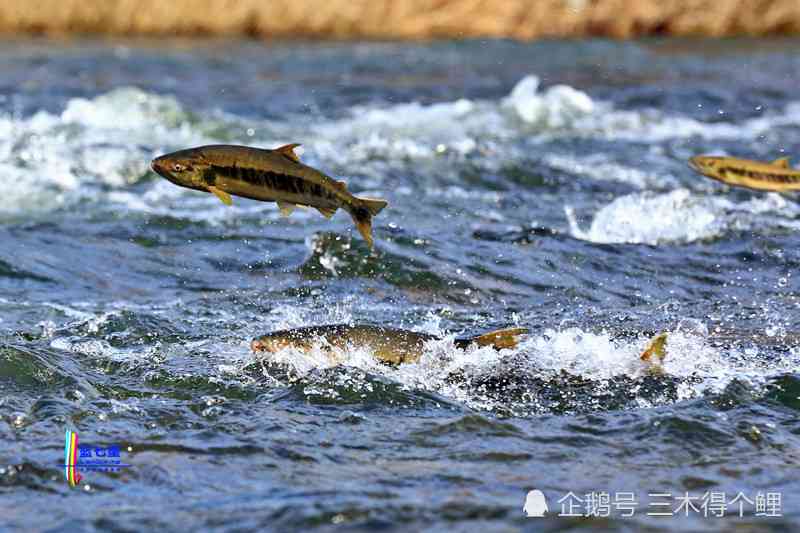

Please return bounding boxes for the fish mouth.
[150,158,168,178]
[250,337,308,353]
[150,158,184,186]
[687,157,703,172]
[250,338,273,353]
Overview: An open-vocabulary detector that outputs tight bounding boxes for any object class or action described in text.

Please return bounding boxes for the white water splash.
[502,75,596,129]
[566,189,800,245]
[30,295,799,413]
[252,319,800,412]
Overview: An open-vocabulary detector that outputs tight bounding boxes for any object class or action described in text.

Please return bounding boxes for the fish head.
[688,155,725,177]
[250,333,311,354]
[151,148,209,191]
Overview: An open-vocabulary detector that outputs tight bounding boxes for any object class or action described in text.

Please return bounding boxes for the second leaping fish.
[151,144,388,248]
[689,154,800,192]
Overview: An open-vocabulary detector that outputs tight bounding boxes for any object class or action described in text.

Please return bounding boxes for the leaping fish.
[688,155,800,192]
[151,144,388,248]
[251,324,530,365]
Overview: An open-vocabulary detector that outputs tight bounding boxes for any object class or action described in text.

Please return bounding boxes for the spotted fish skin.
[150,144,387,248]
[689,155,800,192]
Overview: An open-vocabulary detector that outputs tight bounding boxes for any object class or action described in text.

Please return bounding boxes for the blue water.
[1,38,800,531]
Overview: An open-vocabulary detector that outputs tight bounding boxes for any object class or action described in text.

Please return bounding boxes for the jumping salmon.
[250,324,530,365]
[150,144,388,248]
[688,155,800,192]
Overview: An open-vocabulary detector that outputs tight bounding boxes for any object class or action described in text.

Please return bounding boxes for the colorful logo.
[63,429,131,487]
[64,429,82,487]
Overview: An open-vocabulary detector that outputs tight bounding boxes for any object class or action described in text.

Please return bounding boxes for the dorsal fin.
[459,327,529,350]
[334,180,347,191]
[275,143,302,163]
[772,156,791,169]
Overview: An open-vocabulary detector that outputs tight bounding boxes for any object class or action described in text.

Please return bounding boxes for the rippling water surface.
[2,38,800,531]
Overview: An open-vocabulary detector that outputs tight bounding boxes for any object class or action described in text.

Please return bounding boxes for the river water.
[1,38,799,531]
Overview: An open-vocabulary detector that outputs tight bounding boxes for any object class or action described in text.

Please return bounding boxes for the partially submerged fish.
[641,329,800,355]
[250,324,530,365]
[637,327,800,377]
[151,144,388,248]
[689,155,800,192]
[252,324,673,371]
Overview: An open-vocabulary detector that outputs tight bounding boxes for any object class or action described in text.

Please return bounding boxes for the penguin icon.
[523,489,549,517]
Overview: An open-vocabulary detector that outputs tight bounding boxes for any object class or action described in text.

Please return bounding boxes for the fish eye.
[172,163,186,172]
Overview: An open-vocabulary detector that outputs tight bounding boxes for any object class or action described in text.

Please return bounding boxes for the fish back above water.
[251,324,529,365]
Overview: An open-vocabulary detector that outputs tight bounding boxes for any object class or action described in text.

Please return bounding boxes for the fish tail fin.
[349,197,388,249]
[357,196,388,217]
[458,327,529,350]
[640,332,668,366]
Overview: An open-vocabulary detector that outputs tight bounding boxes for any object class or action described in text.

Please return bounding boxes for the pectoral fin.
[209,186,233,206]
[772,156,791,168]
[277,201,296,217]
[315,206,337,219]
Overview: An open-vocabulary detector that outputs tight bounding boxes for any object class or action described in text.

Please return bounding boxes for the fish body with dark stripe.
[689,155,800,192]
[151,144,388,248]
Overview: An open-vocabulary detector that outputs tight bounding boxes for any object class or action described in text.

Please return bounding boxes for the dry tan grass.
[1,0,798,39]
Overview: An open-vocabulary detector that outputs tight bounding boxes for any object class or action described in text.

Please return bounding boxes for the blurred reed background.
[1,0,798,40]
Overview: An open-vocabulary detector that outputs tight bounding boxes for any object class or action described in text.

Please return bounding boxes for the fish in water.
[688,155,800,192]
[250,324,530,365]
[252,325,671,372]
[151,144,388,248]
